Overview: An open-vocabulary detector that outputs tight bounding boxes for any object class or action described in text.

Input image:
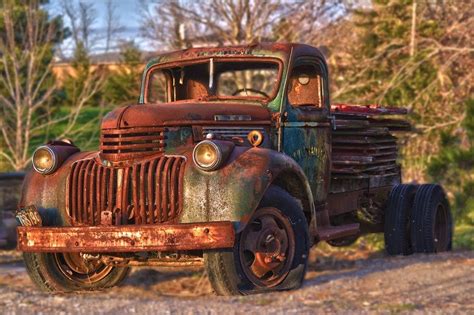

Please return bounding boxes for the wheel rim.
[434,203,449,252]
[238,207,295,288]
[54,253,113,284]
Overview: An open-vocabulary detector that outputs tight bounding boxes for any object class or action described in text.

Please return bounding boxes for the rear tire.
[204,186,309,295]
[23,252,130,293]
[384,184,418,256]
[411,184,453,253]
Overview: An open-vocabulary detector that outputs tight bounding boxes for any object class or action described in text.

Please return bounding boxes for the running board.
[316,223,360,241]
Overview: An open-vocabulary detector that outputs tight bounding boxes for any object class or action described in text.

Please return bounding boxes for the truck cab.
[16,43,452,295]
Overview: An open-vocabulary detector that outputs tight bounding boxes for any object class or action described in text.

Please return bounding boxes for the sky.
[44,0,149,55]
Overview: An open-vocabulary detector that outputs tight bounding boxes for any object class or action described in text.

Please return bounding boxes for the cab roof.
[144,42,327,69]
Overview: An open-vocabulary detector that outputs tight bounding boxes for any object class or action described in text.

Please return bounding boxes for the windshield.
[146,59,280,104]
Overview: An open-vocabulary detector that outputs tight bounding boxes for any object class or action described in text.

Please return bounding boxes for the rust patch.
[67,156,186,226]
[17,221,235,253]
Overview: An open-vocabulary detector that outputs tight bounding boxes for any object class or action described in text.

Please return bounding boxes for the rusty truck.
[16,43,452,295]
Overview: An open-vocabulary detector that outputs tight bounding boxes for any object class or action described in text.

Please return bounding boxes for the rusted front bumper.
[17,222,235,253]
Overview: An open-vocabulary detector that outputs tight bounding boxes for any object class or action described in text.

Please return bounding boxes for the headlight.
[32,142,80,175]
[193,140,223,171]
[32,145,57,174]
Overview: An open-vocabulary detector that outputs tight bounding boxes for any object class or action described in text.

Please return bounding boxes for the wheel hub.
[239,207,295,287]
[54,252,113,284]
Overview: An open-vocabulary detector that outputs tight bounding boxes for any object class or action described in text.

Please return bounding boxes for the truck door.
[282,58,331,207]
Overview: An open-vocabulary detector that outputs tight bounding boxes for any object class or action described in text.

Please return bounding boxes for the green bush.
[453,225,474,250]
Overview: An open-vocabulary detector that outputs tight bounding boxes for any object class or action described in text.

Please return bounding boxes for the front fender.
[20,151,95,226]
[181,146,315,233]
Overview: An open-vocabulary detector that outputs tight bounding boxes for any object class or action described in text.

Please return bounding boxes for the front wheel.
[204,186,310,295]
[23,252,130,293]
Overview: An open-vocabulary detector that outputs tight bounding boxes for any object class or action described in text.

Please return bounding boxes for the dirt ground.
[0,246,473,315]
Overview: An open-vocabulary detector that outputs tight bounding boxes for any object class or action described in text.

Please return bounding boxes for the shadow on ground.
[1,247,468,298]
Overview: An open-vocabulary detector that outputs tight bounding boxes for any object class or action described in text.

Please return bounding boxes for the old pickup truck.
[16,43,452,295]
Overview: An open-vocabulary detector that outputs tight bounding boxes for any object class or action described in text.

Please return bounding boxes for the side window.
[287,64,323,108]
[147,70,171,103]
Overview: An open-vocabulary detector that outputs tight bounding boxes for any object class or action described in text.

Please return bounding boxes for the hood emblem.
[214,115,251,121]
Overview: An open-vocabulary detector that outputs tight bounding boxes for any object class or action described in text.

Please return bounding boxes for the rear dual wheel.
[204,186,309,295]
[384,184,452,255]
[384,184,418,255]
[411,184,453,253]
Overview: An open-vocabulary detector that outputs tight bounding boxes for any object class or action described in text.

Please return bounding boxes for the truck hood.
[101,102,272,129]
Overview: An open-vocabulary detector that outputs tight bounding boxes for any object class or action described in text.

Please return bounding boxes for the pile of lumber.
[330,104,411,179]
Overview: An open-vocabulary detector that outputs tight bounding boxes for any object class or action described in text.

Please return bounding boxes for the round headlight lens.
[193,140,222,171]
[32,146,57,174]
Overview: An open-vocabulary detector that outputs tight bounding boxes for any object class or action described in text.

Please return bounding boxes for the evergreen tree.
[102,41,142,106]
[334,0,467,184]
[337,0,440,107]
[428,99,474,224]
[60,41,102,108]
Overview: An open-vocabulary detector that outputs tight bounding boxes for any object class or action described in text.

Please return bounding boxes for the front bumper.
[17,222,235,253]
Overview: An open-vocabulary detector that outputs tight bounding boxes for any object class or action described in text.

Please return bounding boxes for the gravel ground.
[0,248,472,315]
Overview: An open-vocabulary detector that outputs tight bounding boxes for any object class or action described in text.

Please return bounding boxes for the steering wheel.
[232,88,270,98]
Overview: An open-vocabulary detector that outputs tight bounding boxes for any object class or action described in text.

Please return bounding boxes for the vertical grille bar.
[147,159,157,224]
[132,165,139,224]
[161,158,172,222]
[107,168,114,213]
[83,160,93,223]
[95,166,102,225]
[154,157,166,223]
[89,163,97,225]
[178,159,186,213]
[139,163,146,224]
[100,166,107,213]
[169,158,180,219]
[69,161,80,223]
[121,167,130,224]
[67,156,185,226]
[77,160,85,223]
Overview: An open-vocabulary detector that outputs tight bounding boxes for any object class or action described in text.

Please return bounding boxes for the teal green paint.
[163,127,194,154]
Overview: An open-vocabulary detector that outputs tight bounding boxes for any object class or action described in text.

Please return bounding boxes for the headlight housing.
[32,141,80,175]
[32,145,57,174]
[193,140,234,171]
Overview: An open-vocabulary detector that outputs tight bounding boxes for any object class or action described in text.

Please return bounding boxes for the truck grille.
[100,127,166,161]
[201,126,265,140]
[66,156,185,226]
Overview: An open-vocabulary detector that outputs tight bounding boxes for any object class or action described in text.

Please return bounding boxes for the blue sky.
[45,0,148,54]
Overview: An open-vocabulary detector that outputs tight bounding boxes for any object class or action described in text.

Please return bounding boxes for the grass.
[315,223,474,255]
[354,224,474,252]
[29,105,112,152]
[0,105,114,172]
[453,224,474,250]
[377,302,419,314]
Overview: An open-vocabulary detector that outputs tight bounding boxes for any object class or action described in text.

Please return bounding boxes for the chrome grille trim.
[202,126,265,140]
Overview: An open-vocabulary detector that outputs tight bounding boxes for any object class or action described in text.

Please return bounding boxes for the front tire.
[204,186,310,295]
[23,252,130,293]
